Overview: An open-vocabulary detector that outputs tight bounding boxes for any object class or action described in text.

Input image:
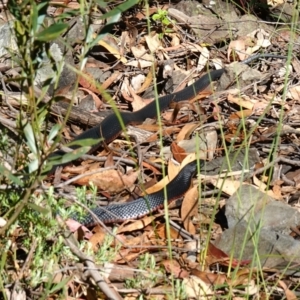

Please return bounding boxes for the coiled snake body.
[48,54,285,226]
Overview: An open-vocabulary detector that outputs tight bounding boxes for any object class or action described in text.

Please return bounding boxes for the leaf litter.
[2,0,300,299]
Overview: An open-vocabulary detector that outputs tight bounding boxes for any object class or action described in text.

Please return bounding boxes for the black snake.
[47,54,286,226]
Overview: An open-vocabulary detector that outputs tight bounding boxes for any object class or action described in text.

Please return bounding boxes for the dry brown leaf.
[137,123,160,132]
[141,161,161,175]
[208,178,242,196]
[272,182,283,199]
[131,74,146,91]
[78,70,102,94]
[144,177,168,195]
[161,259,189,279]
[252,101,270,115]
[246,29,271,54]
[291,58,300,74]
[181,186,199,234]
[256,29,271,48]
[127,45,154,68]
[74,169,139,194]
[253,176,281,199]
[191,269,227,286]
[119,233,149,247]
[97,37,127,64]
[287,85,300,101]
[143,157,196,199]
[117,216,157,234]
[78,88,102,109]
[176,123,199,142]
[128,85,149,111]
[228,39,246,61]
[171,142,187,162]
[228,268,254,286]
[167,160,181,181]
[115,248,148,263]
[227,94,254,110]
[278,279,298,300]
[136,71,153,94]
[121,80,152,111]
[145,33,162,53]
[197,47,209,72]
[183,276,213,298]
[206,242,251,267]
[104,152,115,168]
[244,280,260,296]
[155,223,182,239]
[65,219,93,240]
[205,127,218,161]
[286,168,300,184]
[229,109,253,119]
[168,32,181,47]
[54,84,72,98]
[101,71,121,91]
[145,127,181,143]
[89,228,106,250]
[114,233,152,262]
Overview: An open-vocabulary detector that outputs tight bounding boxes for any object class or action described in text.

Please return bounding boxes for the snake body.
[48,54,286,226]
[77,160,203,225]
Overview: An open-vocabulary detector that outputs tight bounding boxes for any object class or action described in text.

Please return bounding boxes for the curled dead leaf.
[181,186,199,234]
[74,169,139,194]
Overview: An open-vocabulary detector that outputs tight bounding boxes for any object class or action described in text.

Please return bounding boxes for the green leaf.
[48,124,61,143]
[28,159,39,173]
[67,137,102,149]
[31,2,38,34]
[46,147,90,167]
[0,165,23,186]
[49,277,71,293]
[92,0,139,44]
[36,1,48,32]
[152,13,160,21]
[94,0,108,8]
[24,123,37,155]
[15,20,25,35]
[27,203,50,215]
[36,23,68,41]
[99,0,139,20]
[59,147,90,164]
[162,18,171,26]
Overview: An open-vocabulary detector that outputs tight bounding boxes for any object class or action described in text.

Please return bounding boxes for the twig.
[57,217,123,300]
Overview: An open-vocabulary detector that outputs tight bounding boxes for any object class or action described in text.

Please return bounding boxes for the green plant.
[152,9,174,38]
[0,0,141,298]
[95,227,120,264]
[125,253,163,290]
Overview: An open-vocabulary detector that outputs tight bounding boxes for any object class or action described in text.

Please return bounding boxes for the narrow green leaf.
[67,138,102,149]
[49,277,71,293]
[28,159,39,173]
[48,124,61,143]
[27,203,50,215]
[24,123,37,155]
[31,2,38,34]
[0,165,23,186]
[36,23,68,41]
[59,147,90,164]
[36,2,49,32]
[92,0,138,44]
[47,147,90,167]
[94,0,108,8]
[99,0,139,20]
